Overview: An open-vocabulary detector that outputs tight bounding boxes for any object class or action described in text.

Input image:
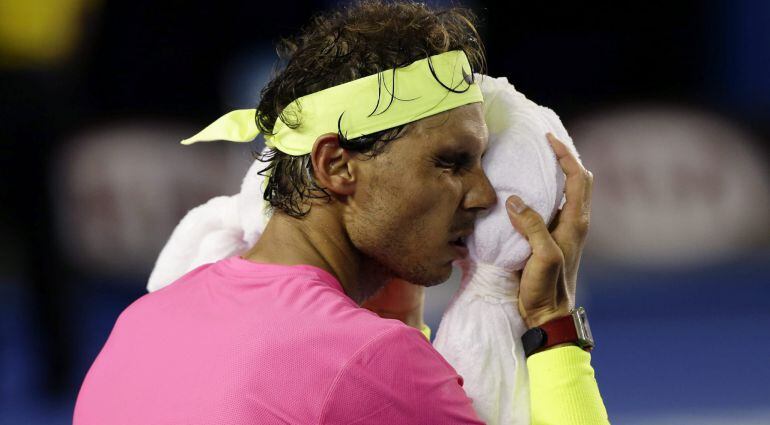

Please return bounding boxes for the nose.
[463,168,497,211]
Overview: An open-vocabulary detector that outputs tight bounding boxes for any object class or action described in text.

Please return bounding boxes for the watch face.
[572,307,595,347]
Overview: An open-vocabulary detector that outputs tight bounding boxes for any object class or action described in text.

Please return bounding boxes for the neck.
[242,207,387,304]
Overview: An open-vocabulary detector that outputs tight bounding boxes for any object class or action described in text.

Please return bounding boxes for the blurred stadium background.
[1,0,769,423]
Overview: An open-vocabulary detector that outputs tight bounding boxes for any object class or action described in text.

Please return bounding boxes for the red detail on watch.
[539,314,582,350]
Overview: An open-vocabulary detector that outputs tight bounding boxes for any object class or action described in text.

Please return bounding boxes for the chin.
[400,262,453,288]
[363,246,454,288]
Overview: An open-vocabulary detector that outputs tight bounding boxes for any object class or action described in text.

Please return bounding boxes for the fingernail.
[507,195,525,214]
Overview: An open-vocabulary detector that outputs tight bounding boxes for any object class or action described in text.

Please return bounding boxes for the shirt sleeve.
[319,326,484,425]
[527,346,610,424]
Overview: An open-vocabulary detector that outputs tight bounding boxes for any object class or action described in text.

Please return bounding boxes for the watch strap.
[522,314,581,357]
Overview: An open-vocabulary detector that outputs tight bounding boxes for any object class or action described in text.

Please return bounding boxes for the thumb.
[506,195,568,325]
[506,195,560,256]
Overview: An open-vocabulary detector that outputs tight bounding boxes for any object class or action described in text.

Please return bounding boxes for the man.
[74,1,607,423]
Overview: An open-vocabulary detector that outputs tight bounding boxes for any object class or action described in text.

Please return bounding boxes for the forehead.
[408,103,488,155]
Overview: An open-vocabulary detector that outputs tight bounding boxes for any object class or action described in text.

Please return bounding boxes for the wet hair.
[254,0,486,217]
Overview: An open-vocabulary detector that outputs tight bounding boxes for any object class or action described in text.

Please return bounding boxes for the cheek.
[347,168,463,284]
[380,172,462,249]
[352,158,464,244]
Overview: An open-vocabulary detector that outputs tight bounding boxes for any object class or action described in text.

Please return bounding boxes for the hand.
[361,278,425,330]
[506,133,594,328]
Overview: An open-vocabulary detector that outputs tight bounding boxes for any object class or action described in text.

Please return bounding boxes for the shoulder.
[341,324,452,375]
[110,262,217,334]
[319,325,483,425]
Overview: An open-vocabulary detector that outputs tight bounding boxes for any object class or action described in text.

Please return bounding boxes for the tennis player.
[74,1,608,423]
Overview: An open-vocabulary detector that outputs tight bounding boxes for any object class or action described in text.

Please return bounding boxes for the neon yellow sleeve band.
[528,345,610,424]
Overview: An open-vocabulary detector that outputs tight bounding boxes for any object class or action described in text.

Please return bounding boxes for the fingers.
[507,195,569,323]
[506,195,564,267]
[546,133,594,234]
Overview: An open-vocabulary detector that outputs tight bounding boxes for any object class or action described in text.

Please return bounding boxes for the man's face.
[346,103,496,287]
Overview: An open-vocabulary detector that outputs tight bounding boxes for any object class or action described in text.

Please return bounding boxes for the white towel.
[146,154,270,292]
[432,75,580,425]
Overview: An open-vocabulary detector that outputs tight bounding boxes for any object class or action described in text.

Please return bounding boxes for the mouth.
[448,235,469,259]
[450,236,467,248]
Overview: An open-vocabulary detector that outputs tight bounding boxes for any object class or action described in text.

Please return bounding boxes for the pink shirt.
[74,256,483,424]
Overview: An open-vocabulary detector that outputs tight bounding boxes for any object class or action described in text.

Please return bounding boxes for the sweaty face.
[346,103,496,287]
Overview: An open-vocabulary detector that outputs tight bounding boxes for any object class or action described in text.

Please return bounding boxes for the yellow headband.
[180,50,483,156]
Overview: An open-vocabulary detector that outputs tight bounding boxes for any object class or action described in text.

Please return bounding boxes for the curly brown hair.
[254,0,486,218]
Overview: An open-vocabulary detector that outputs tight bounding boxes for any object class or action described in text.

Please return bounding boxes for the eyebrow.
[435,147,475,168]
[439,134,485,160]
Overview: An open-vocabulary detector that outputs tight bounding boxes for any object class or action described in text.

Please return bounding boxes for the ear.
[310,133,356,196]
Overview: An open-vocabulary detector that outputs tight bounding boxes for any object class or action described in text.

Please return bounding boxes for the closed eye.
[435,153,472,173]
[435,158,457,168]
[435,159,464,174]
